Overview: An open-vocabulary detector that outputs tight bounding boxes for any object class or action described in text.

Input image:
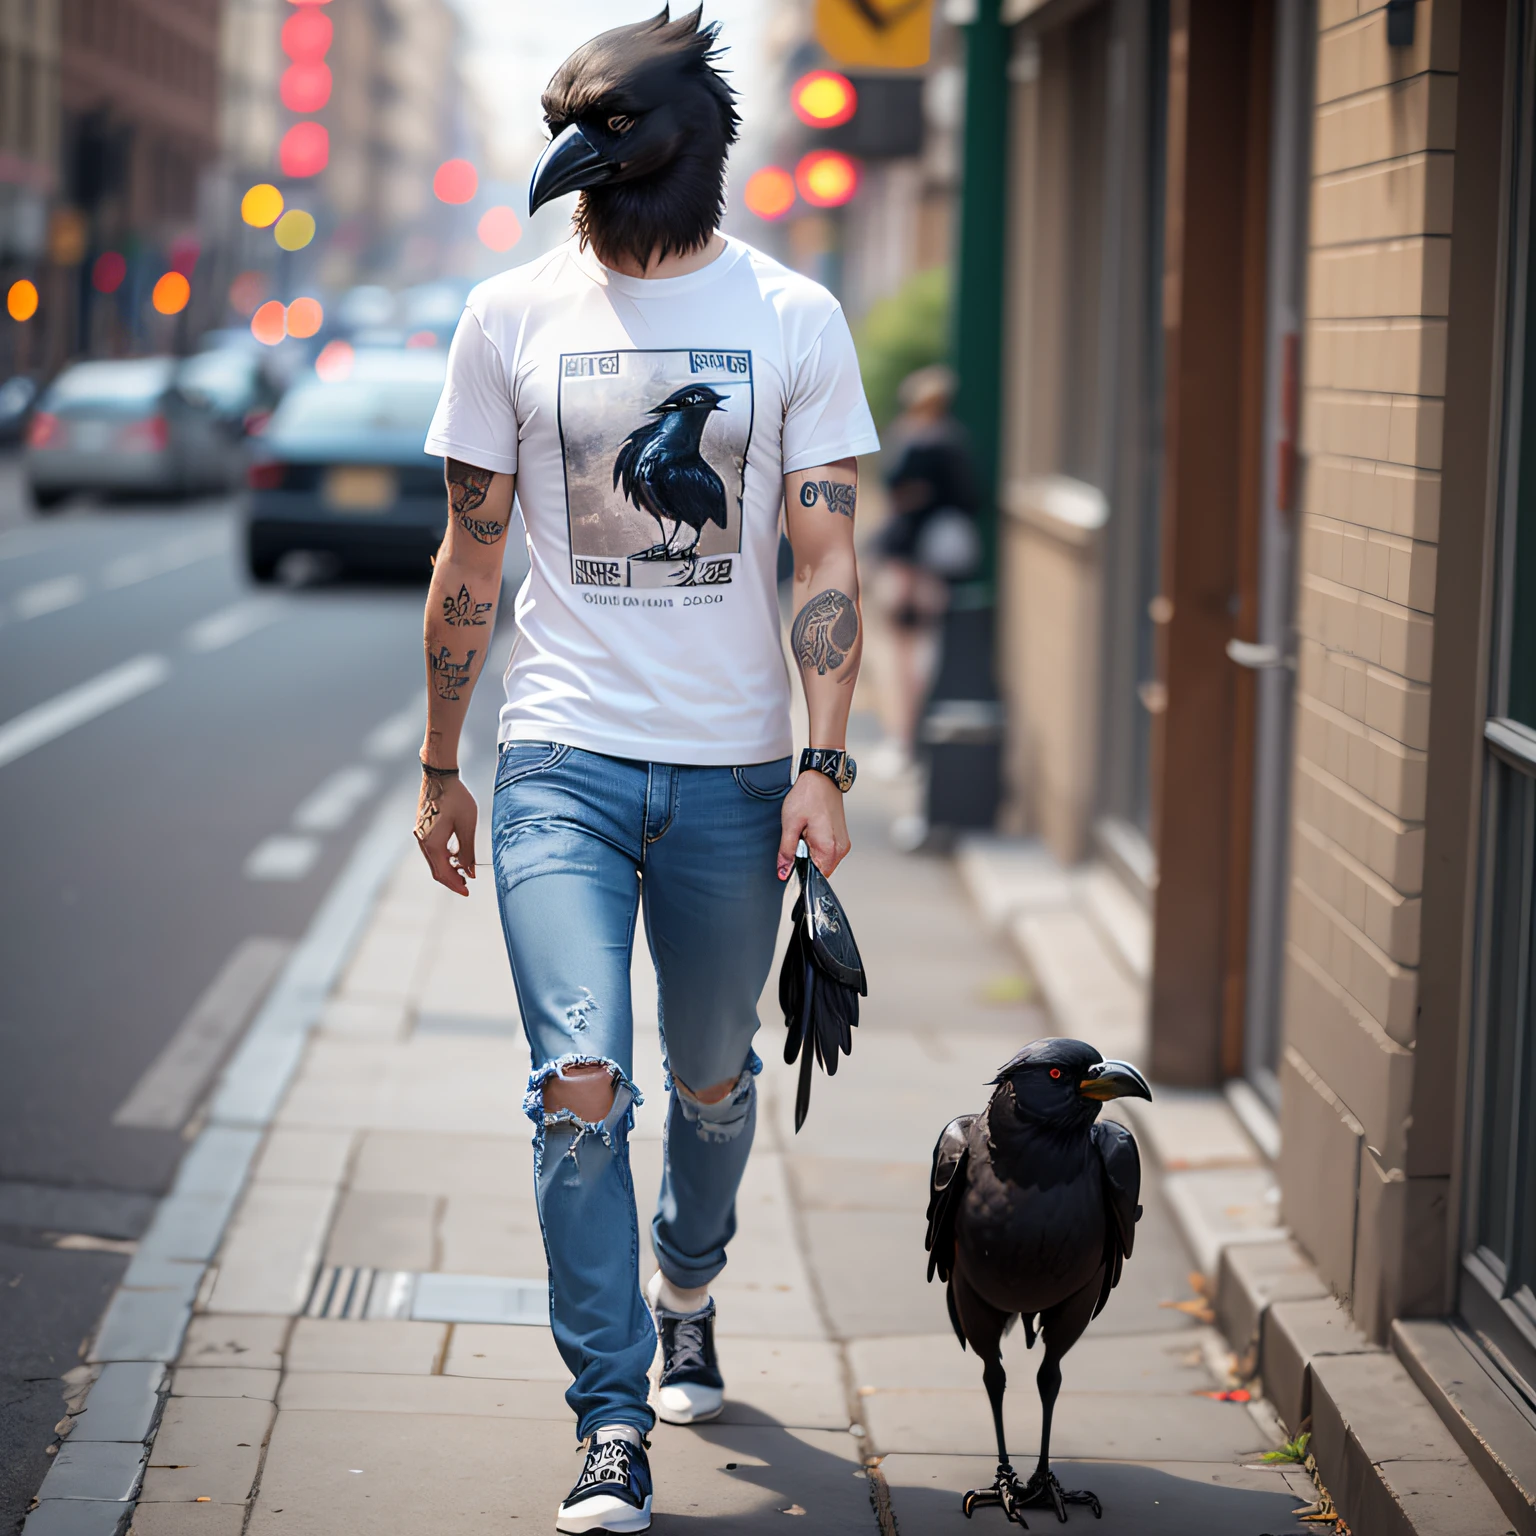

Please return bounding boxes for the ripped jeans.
[491,741,790,1439]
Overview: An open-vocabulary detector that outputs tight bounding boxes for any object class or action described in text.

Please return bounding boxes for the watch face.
[837,756,857,790]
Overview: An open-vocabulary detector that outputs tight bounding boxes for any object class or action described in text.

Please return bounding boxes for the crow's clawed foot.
[629,543,678,562]
[961,1463,1031,1526]
[1016,1468,1102,1523]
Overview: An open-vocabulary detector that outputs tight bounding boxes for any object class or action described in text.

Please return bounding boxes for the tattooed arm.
[415,457,515,896]
[778,456,861,881]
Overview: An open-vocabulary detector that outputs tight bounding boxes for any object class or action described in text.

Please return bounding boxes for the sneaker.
[555,1428,652,1534]
[647,1272,725,1425]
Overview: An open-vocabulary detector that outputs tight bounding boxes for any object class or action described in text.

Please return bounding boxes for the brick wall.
[1280,0,1459,1335]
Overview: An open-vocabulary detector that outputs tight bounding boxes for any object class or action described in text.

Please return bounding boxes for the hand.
[415,769,478,896]
[779,770,851,881]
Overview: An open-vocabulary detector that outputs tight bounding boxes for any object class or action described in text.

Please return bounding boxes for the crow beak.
[529,123,616,215]
[1079,1060,1153,1102]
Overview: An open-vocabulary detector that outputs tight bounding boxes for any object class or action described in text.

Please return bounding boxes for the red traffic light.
[791,70,857,128]
[795,150,859,209]
[280,8,331,61]
[743,166,796,221]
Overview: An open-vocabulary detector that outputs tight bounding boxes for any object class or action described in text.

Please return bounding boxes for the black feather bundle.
[778,849,867,1132]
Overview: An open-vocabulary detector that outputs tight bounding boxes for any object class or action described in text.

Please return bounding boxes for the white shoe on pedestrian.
[647,1270,725,1425]
[555,1426,652,1533]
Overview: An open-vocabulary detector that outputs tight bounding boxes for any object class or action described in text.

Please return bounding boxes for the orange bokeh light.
[314,338,354,381]
[795,149,859,209]
[477,205,521,253]
[285,296,324,339]
[280,8,331,60]
[251,300,287,346]
[7,280,38,322]
[279,121,329,178]
[229,271,268,317]
[743,166,796,221]
[433,159,478,205]
[791,70,857,128]
[280,60,332,113]
[152,271,191,315]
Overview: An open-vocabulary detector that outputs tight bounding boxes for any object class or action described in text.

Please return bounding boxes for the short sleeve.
[781,307,881,473]
[423,307,519,473]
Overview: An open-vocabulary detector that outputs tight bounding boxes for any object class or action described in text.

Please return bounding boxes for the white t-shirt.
[423,235,879,766]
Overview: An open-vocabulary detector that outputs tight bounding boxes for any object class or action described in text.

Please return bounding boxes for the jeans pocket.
[732,757,792,802]
[495,741,571,793]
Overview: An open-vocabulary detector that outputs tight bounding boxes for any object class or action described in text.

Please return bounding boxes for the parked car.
[243,348,449,581]
[24,357,248,508]
[177,347,282,437]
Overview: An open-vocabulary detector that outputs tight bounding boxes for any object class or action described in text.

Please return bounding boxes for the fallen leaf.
[781,1506,807,1517]
[1200,1389,1252,1402]
[195,1497,211,1503]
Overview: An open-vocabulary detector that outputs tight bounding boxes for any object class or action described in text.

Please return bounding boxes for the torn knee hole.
[542,1062,617,1119]
[674,1074,739,1106]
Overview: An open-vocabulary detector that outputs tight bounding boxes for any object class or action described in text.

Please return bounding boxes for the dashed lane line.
[100,528,227,590]
[292,765,380,833]
[0,654,171,770]
[13,573,87,620]
[244,834,323,881]
[184,597,284,652]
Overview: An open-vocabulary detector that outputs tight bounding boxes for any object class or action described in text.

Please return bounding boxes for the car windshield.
[267,357,446,452]
[178,351,257,411]
[46,359,176,409]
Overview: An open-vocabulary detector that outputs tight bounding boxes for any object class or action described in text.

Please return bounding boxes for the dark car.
[25,357,248,508]
[244,349,449,581]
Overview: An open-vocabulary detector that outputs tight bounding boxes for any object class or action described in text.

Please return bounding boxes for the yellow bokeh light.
[152,272,191,315]
[7,280,39,322]
[792,71,856,126]
[241,183,285,228]
[274,210,317,252]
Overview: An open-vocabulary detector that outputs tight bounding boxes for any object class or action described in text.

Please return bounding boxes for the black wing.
[656,455,728,530]
[1090,1116,1143,1318]
[612,424,652,508]
[925,1114,975,1285]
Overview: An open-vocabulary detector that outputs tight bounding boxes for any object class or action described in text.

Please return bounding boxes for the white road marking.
[244,835,322,881]
[113,938,294,1130]
[102,529,226,590]
[0,654,171,771]
[185,598,283,652]
[292,766,380,833]
[13,573,86,620]
[362,700,424,760]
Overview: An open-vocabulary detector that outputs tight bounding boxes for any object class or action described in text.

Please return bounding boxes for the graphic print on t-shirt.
[557,348,753,589]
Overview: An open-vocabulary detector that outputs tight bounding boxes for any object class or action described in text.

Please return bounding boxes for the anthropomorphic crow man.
[415,9,879,1532]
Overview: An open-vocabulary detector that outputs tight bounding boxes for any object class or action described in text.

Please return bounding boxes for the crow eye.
[607,114,635,135]
[1049,1068,1062,1079]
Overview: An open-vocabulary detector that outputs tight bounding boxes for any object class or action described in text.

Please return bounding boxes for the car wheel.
[30,487,66,512]
[246,528,281,584]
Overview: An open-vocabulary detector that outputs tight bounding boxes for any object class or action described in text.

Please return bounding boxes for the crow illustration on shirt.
[613,383,730,560]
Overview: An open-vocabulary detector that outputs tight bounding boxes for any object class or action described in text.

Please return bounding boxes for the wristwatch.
[799,746,857,792]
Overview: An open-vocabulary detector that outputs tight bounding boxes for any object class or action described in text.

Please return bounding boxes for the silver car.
[24,357,244,509]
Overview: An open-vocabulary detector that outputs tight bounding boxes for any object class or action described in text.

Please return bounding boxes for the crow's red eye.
[1049,1068,1062,1079]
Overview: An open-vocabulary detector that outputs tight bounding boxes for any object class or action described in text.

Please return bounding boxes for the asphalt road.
[0,462,520,1530]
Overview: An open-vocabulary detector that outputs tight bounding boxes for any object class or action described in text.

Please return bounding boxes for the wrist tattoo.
[792,588,859,676]
[446,459,504,543]
[798,479,856,518]
[415,767,452,843]
[443,583,492,626]
[429,644,476,701]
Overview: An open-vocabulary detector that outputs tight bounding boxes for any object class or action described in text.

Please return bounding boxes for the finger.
[455,806,479,880]
[778,813,805,881]
[806,828,836,875]
[423,831,469,896]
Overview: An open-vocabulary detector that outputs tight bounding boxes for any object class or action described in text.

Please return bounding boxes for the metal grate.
[302,1266,548,1326]
[304,1266,413,1321]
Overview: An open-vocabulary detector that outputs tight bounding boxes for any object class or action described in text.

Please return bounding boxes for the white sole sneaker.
[655,1380,724,1425]
[555,1493,652,1533]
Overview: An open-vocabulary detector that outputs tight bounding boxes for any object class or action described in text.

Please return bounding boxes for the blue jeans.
[490,742,790,1440]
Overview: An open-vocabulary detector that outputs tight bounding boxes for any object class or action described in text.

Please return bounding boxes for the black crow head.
[990,1038,1152,1130]
[652,383,727,415]
[531,6,740,273]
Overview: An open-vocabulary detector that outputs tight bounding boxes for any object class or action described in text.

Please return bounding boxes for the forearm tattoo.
[429,644,476,701]
[415,767,451,843]
[443,583,492,626]
[446,458,504,543]
[798,479,856,518]
[792,588,859,675]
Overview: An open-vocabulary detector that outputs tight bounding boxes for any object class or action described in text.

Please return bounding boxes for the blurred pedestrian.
[410,12,878,1533]
[870,364,980,773]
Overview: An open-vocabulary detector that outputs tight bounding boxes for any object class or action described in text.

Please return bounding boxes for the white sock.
[649,1270,709,1315]
[593,1424,643,1447]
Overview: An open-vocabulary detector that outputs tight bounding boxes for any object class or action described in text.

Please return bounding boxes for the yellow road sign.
[815,0,933,68]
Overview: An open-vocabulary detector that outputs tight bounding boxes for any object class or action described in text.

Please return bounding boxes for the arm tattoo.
[791,588,859,676]
[415,767,452,843]
[798,479,856,518]
[443,583,492,626]
[446,459,504,543]
[429,644,476,701]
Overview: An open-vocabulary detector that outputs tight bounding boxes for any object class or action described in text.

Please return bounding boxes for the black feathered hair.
[542,6,739,273]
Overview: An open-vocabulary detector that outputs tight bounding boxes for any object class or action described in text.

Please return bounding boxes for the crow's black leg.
[1016,1283,1103,1521]
[953,1278,1028,1525]
[983,1353,1010,1468]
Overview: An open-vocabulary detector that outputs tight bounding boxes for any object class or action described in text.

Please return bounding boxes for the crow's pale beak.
[1078,1060,1152,1102]
[529,123,616,214]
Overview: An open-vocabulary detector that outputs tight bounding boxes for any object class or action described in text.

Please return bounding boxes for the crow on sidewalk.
[925,1039,1152,1525]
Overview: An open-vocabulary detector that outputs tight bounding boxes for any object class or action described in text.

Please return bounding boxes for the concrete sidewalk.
[50,764,1317,1536]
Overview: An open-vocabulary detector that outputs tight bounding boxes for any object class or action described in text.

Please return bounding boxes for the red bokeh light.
[477,205,521,253]
[91,251,127,294]
[279,122,329,178]
[168,237,200,277]
[405,330,439,350]
[280,61,332,113]
[228,271,268,317]
[314,339,354,382]
[251,301,287,346]
[795,149,860,208]
[743,166,796,221]
[791,70,858,128]
[433,159,478,205]
[280,8,331,60]
[286,0,332,6]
